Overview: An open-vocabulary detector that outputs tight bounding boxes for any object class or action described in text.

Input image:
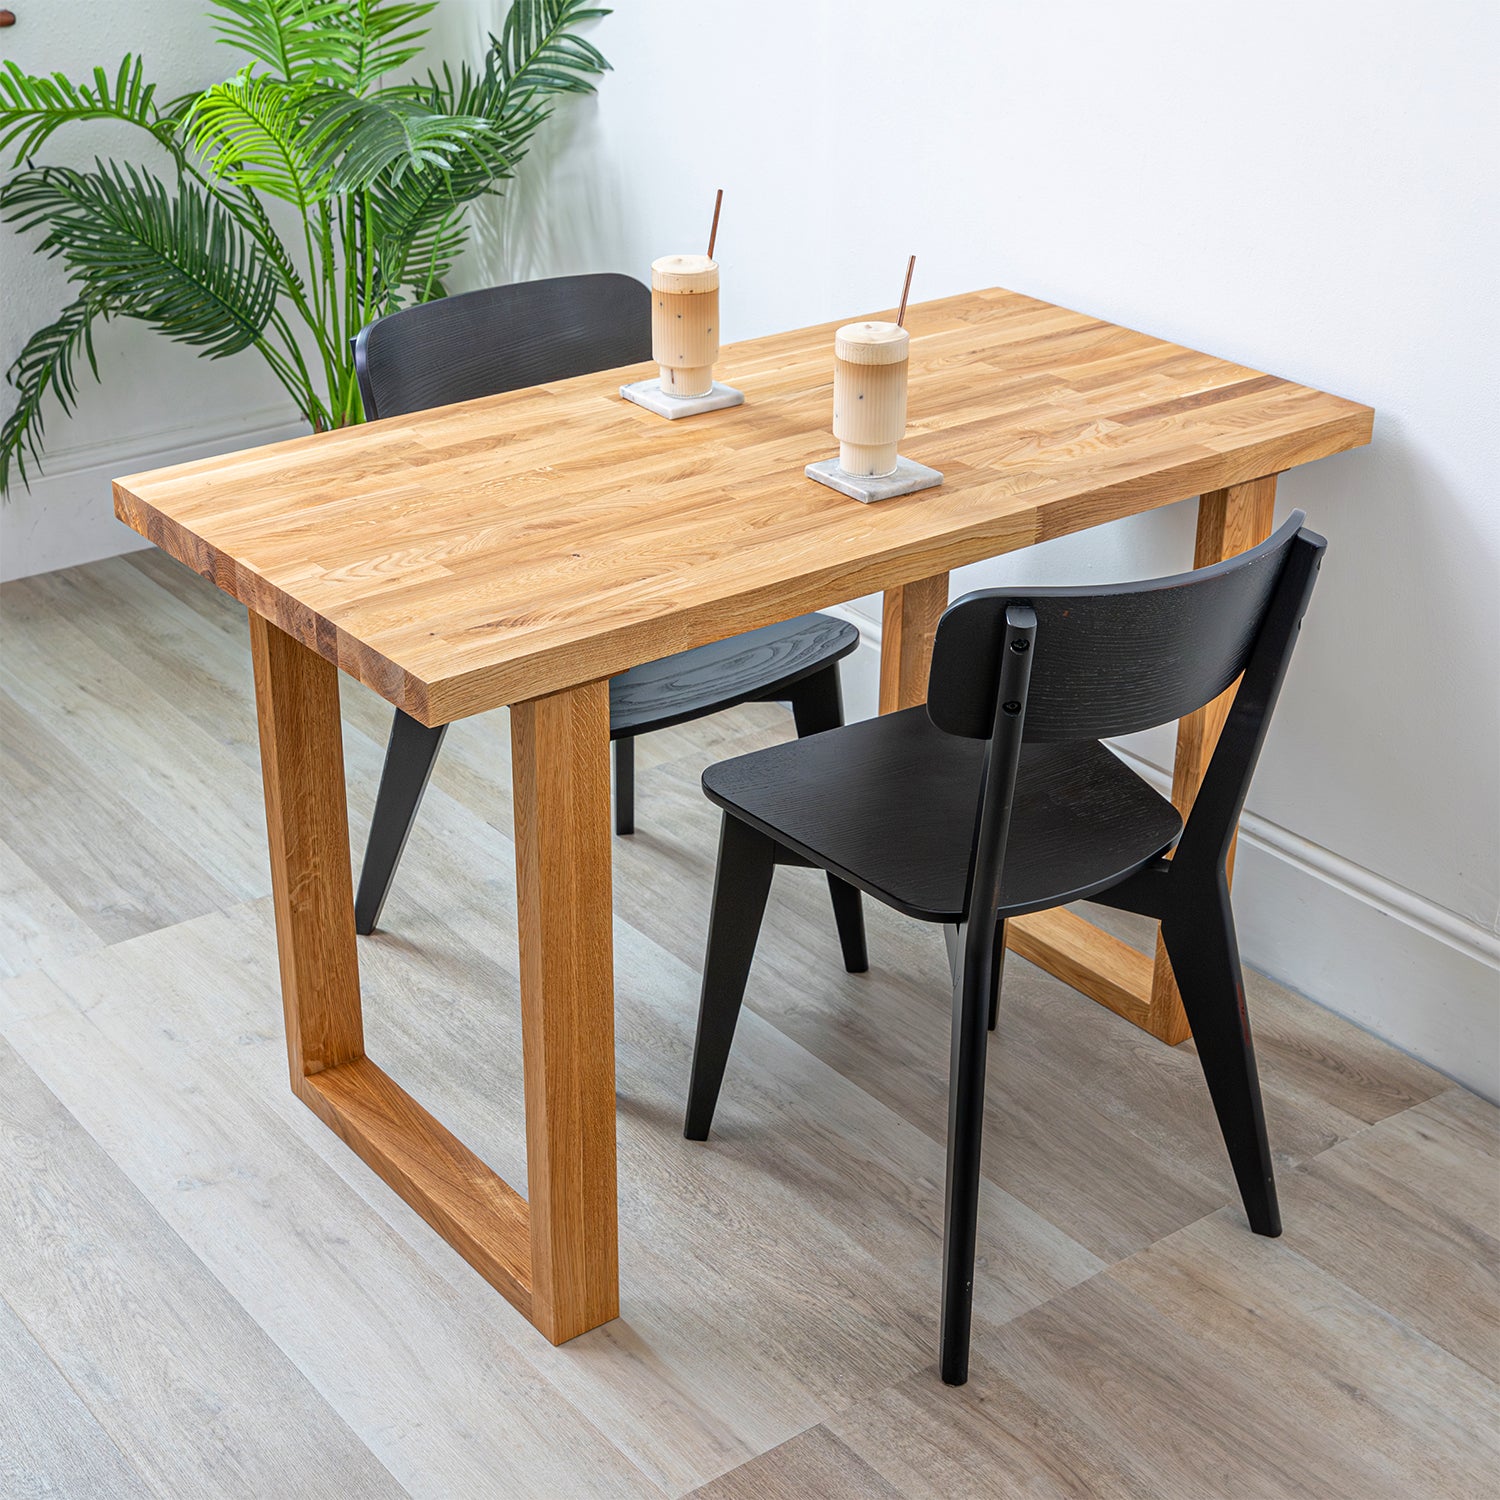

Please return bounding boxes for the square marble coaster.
[620,379,745,419]
[805,456,944,503]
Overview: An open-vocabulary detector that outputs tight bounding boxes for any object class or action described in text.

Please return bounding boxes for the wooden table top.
[114,287,1372,725]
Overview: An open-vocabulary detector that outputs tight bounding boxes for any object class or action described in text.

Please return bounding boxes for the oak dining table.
[112,286,1373,1348]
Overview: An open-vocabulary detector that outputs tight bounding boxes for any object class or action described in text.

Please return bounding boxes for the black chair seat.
[702,707,1182,922]
[609,614,859,739]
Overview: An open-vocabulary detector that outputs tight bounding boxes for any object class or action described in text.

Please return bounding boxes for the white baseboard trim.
[822,603,1499,1101]
[1,407,305,583]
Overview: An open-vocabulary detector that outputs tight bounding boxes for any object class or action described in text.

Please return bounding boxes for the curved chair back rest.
[928,511,1313,743]
[938,511,1326,930]
[353,273,651,420]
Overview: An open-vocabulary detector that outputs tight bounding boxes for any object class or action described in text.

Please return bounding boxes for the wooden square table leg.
[879,573,950,713]
[251,615,621,1339]
[511,678,618,1344]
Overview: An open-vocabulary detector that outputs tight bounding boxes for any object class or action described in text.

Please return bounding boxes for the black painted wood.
[786,662,868,974]
[614,737,635,837]
[610,614,858,738]
[350,276,861,942]
[684,814,778,1143]
[354,712,447,936]
[702,711,1181,922]
[686,515,1328,1387]
[927,512,1307,742]
[354,274,652,419]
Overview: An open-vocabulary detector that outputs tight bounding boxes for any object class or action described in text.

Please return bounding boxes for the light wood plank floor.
[1,551,1496,1499]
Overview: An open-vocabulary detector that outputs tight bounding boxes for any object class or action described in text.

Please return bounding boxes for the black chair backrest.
[936,513,1326,934]
[928,511,1315,743]
[353,273,651,420]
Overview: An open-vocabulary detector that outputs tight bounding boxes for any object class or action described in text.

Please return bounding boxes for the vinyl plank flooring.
[4,554,1498,1499]
[0,836,103,978]
[687,1425,904,1500]
[2,883,1101,1495]
[1104,1207,1500,1496]
[0,589,271,899]
[824,1358,1150,1500]
[0,691,239,946]
[0,1293,153,1500]
[930,1273,1426,1499]
[1275,1088,1500,1383]
[0,1035,406,1500]
[0,951,656,1500]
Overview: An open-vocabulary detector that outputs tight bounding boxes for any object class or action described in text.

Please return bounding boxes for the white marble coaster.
[805,455,944,503]
[619,379,745,419]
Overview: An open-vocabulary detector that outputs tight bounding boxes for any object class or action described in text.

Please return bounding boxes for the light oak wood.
[511,678,619,1343]
[300,1057,533,1316]
[104,293,1373,1369]
[879,572,949,713]
[653,253,720,397]
[249,612,589,1340]
[1005,906,1154,1030]
[113,288,1373,729]
[249,612,364,1083]
[833,320,909,477]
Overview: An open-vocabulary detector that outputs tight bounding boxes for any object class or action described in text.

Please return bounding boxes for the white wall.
[3,2,1496,1095]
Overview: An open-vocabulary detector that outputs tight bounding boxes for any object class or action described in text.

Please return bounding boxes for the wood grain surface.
[2,553,1494,1500]
[113,288,1372,726]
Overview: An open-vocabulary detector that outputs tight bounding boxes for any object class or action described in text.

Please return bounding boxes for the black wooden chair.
[349,274,865,970]
[683,511,1326,1385]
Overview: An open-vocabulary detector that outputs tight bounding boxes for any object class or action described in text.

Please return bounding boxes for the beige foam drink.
[833,320,909,477]
[651,254,719,399]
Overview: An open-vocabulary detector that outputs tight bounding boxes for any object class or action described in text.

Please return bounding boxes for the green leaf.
[333,1,436,92]
[0,298,102,494]
[495,1,612,96]
[306,92,495,193]
[0,55,171,165]
[186,70,331,207]
[209,0,356,83]
[367,0,612,304]
[2,162,279,359]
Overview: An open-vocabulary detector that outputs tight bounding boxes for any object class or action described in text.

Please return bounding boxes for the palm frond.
[495,0,611,96]
[209,0,355,82]
[0,55,171,164]
[0,298,103,493]
[187,71,331,207]
[333,1,435,93]
[307,91,495,192]
[2,162,279,358]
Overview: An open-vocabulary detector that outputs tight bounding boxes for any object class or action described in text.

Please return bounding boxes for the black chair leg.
[939,934,1003,1386]
[788,667,868,973]
[355,709,447,936]
[946,921,1004,1032]
[1160,884,1281,1237]
[989,919,1007,1032]
[614,736,635,836]
[684,814,777,1141]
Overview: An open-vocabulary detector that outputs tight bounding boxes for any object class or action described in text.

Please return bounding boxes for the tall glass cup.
[651,254,719,399]
[832,320,909,477]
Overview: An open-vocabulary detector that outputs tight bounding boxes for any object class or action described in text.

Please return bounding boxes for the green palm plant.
[0,0,609,493]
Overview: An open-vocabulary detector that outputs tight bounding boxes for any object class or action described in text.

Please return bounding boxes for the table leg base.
[1006,908,1189,1045]
[296,1057,537,1324]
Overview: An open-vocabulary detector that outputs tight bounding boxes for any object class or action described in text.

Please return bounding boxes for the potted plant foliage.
[0,0,610,491]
